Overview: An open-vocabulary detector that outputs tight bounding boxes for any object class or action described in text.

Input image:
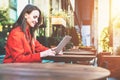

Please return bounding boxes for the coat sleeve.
[7,31,41,63]
[35,40,49,52]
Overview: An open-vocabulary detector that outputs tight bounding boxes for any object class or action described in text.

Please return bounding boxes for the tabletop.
[63,49,96,55]
[63,50,95,55]
[43,54,96,63]
[0,63,110,80]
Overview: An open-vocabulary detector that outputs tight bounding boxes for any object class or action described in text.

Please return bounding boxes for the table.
[43,54,96,63]
[62,49,97,65]
[63,49,95,55]
[0,63,110,80]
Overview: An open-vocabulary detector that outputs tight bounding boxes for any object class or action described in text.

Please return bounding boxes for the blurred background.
[0,0,120,55]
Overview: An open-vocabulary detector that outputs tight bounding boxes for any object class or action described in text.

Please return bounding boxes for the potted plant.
[100,27,110,52]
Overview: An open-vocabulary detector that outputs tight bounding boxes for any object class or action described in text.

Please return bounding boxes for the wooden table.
[62,49,97,65]
[63,49,95,55]
[43,54,96,63]
[0,63,110,80]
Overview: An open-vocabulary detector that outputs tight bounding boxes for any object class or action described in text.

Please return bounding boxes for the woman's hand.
[51,47,63,55]
[40,49,56,57]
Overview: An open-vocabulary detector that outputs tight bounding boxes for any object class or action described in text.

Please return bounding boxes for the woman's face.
[25,10,39,27]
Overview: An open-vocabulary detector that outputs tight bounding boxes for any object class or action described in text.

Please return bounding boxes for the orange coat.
[3,26,48,63]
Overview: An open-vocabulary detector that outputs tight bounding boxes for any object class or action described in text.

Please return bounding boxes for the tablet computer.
[53,35,72,54]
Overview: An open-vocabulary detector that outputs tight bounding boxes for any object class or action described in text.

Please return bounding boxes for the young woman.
[3,4,56,63]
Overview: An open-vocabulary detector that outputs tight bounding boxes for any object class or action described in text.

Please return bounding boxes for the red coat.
[3,27,48,63]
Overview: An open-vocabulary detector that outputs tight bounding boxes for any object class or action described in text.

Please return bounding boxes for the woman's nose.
[35,19,38,23]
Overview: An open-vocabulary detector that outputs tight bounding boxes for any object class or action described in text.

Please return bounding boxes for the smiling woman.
[3,4,59,63]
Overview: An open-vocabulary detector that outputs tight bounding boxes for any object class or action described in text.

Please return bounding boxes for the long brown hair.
[12,4,42,38]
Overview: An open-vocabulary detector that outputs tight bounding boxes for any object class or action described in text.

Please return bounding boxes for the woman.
[3,4,56,63]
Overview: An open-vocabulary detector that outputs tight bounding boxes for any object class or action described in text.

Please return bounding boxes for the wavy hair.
[13,4,41,38]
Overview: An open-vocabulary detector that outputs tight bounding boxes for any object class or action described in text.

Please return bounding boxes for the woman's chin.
[30,25,35,27]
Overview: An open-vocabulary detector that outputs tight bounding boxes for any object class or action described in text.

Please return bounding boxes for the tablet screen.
[54,35,72,54]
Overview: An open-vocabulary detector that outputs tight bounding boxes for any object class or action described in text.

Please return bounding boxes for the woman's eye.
[33,16,39,19]
[33,16,37,18]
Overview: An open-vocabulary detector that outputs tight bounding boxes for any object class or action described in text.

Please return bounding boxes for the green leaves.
[0,9,11,25]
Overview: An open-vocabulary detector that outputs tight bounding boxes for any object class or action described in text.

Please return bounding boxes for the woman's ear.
[24,13,28,19]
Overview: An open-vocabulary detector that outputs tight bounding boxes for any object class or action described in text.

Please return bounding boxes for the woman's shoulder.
[9,26,24,36]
